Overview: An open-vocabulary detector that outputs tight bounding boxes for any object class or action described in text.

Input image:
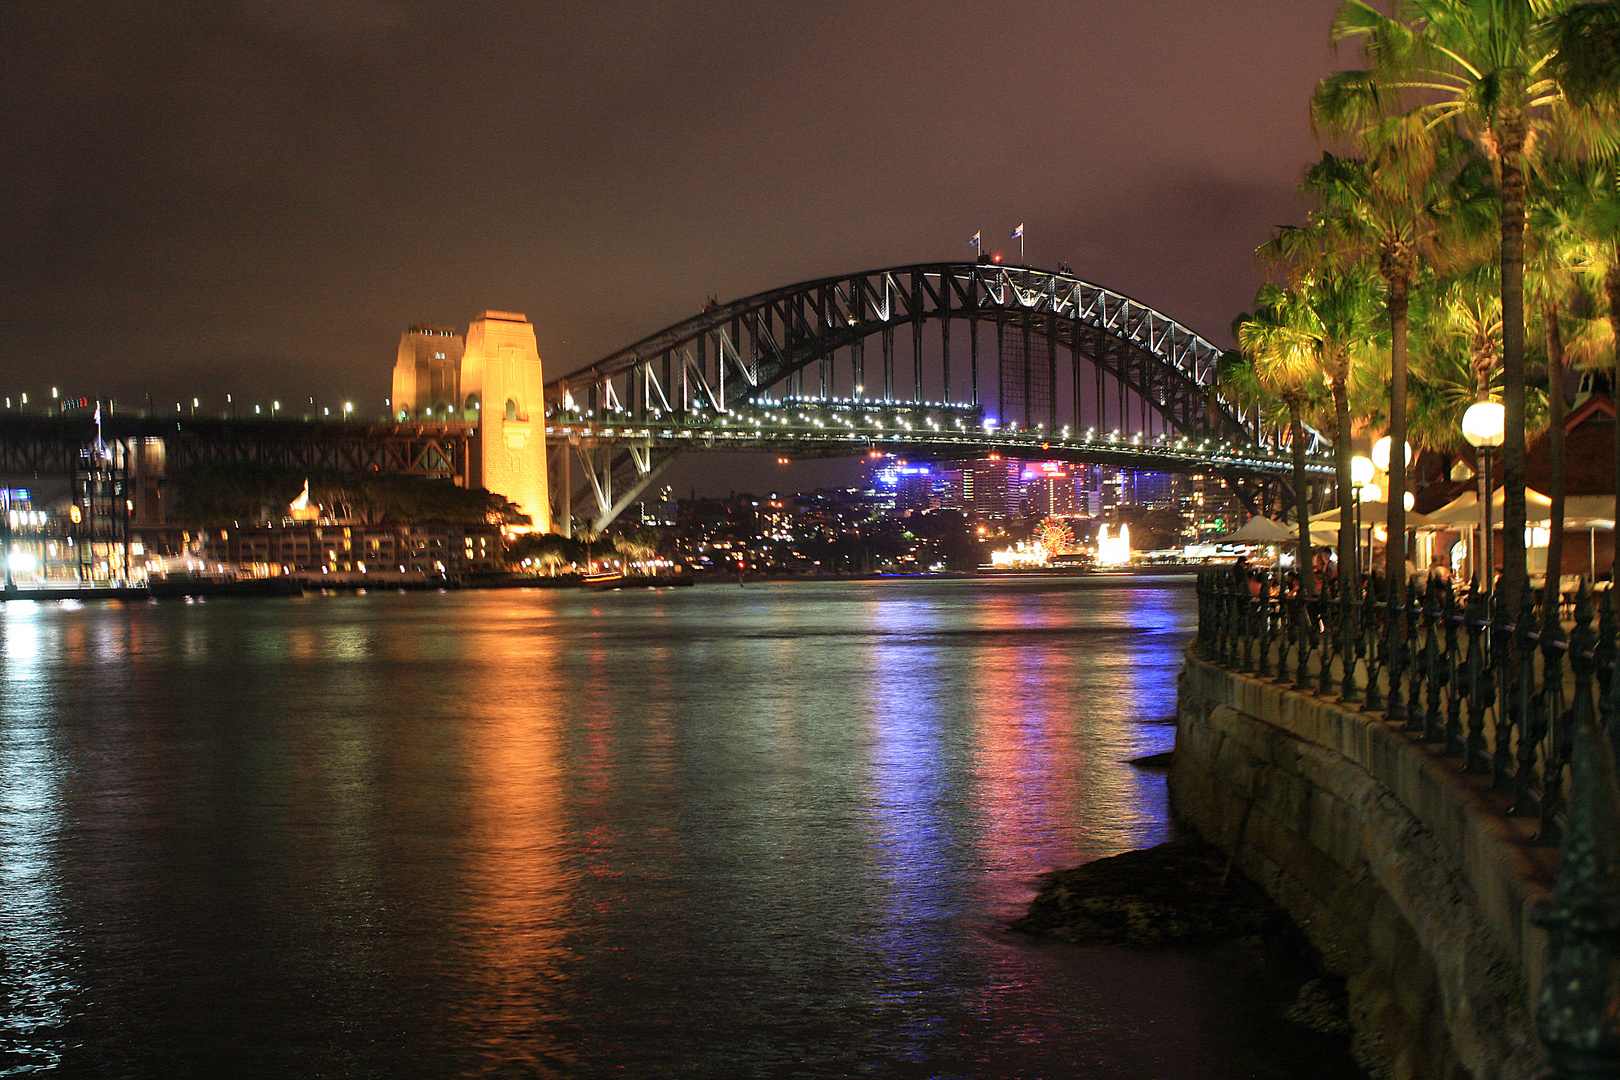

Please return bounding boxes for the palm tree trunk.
[1292,403,1313,595]
[1609,264,1620,584]
[1499,123,1529,612]
[1334,375,1355,594]
[1385,277,1409,589]
[1543,300,1566,589]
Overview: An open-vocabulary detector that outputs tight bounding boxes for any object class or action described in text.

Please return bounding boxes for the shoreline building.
[391,312,550,532]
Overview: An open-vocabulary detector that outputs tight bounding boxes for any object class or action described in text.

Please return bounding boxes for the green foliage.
[173,462,530,527]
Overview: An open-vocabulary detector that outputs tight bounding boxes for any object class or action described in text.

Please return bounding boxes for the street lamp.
[1462,400,1506,601]
[1372,436,1411,474]
[1351,455,1375,574]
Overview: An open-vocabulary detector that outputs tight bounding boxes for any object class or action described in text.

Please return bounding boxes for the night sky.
[2,1,1348,492]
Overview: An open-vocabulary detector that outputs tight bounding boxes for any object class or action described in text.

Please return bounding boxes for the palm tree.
[1292,122,1494,591]
[1250,231,1387,591]
[1538,155,1620,578]
[1315,0,1620,607]
[1231,291,1337,591]
[1525,168,1592,585]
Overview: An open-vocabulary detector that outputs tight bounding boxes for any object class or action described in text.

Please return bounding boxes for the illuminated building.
[134,521,504,580]
[460,311,550,532]
[894,466,935,512]
[390,312,551,532]
[962,458,1011,518]
[1128,471,1175,509]
[1022,462,1078,517]
[391,325,464,419]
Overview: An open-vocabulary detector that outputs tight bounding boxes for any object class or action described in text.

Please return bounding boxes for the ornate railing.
[1194,569,1620,1076]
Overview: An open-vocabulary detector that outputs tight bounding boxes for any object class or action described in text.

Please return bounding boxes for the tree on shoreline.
[174,462,528,528]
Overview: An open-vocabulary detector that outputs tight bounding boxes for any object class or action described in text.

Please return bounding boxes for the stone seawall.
[1173,647,1555,1080]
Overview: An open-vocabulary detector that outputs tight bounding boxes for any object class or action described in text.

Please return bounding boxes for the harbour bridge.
[0,262,1333,535]
[545,261,1330,534]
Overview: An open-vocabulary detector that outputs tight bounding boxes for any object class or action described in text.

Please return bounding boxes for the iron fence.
[1194,567,1620,1077]
[1195,569,1613,844]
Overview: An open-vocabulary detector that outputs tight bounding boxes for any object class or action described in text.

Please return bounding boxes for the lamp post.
[1351,455,1375,578]
[1373,435,1413,573]
[1462,400,1506,603]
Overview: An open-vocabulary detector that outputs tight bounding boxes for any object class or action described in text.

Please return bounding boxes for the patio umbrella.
[1427,487,1554,528]
[1210,516,1296,544]
[1308,502,1442,530]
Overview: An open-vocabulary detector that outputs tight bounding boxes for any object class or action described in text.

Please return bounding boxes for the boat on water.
[2,582,149,602]
[580,570,627,591]
[580,570,695,591]
[147,573,306,598]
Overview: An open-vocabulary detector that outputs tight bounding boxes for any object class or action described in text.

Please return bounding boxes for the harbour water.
[0,578,1361,1078]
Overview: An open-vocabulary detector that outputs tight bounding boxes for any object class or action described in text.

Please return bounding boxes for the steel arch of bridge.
[546,262,1321,533]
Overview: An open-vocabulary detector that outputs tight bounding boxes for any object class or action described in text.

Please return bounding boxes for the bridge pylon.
[461,311,551,533]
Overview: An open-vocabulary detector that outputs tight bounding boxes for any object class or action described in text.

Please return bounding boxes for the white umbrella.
[1562,495,1616,530]
[1427,486,1554,528]
[1309,502,1443,530]
[1309,521,1341,544]
[1211,516,1296,544]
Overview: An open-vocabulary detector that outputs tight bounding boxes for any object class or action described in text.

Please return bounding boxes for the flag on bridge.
[1011,223,1024,238]
[968,231,980,249]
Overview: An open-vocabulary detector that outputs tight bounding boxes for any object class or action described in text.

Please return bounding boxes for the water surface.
[0,578,1359,1078]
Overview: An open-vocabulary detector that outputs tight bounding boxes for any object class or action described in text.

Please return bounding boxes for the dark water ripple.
[0,578,1360,1078]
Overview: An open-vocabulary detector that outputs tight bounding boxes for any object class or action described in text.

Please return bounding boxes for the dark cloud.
[1,0,1347,482]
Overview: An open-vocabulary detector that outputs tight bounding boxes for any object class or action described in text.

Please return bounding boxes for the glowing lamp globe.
[1461,401,1506,448]
[1372,436,1412,473]
[1360,483,1382,504]
[1404,492,1415,511]
[1350,455,1375,487]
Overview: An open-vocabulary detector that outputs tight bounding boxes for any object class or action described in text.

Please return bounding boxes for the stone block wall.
[1173,649,1554,1080]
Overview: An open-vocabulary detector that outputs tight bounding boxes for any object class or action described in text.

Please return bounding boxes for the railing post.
[1600,589,1620,756]
[1239,572,1256,674]
[1545,584,1595,846]
[1464,578,1491,772]
[1364,575,1385,714]
[1423,578,1445,742]
[1294,580,1313,689]
[1492,589,1516,792]
[1533,695,1620,1078]
[1387,574,1408,726]
[1318,580,1338,696]
[1511,590,1542,817]
[1443,580,1464,756]
[1256,575,1275,679]
[1340,574,1361,704]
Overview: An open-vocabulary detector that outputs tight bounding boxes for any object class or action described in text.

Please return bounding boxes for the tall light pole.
[1463,401,1506,604]
[1351,455,1375,577]
[1373,436,1412,577]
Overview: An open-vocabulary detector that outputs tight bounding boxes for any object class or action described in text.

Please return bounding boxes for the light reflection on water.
[0,579,1361,1079]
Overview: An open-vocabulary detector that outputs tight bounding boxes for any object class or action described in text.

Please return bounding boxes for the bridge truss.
[0,414,470,484]
[546,262,1330,533]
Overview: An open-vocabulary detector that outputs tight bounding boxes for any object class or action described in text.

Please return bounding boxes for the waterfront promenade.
[1180,571,1620,1079]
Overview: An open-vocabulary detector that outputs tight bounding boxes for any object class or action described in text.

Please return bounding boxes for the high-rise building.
[1022,462,1078,517]
[1130,471,1175,509]
[963,458,1012,518]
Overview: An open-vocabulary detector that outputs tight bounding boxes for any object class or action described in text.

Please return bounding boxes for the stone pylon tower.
[459,311,550,532]
[391,325,464,419]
